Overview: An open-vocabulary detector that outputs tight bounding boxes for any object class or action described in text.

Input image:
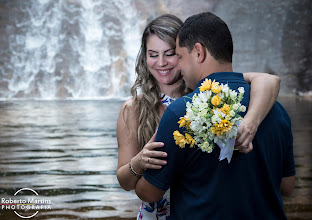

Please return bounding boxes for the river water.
[0,96,311,219]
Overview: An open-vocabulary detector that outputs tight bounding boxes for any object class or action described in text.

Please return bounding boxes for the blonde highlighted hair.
[129,14,188,149]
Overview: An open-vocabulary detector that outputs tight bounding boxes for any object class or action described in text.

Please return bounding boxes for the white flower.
[188,112,196,121]
[221,84,229,94]
[232,117,242,124]
[226,124,239,139]
[214,136,219,143]
[199,141,214,153]
[213,108,225,118]
[190,120,202,131]
[186,101,192,109]
[238,87,245,94]
[207,146,213,153]
[175,80,246,161]
[192,99,201,109]
[230,90,238,100]
[199,102,208,110]
[232,104,239,110]
[211,115,219,124]
[239,105,246,112]
[200,109,208,117]
[229,110,235,117]
[198,91,211,103]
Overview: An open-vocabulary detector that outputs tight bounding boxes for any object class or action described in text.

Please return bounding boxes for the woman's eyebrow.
[147,50,158,53]
[147,48,174,53]
[164,48,174,53]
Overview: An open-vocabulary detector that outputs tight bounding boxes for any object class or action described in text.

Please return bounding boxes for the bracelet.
[129,158,143,177]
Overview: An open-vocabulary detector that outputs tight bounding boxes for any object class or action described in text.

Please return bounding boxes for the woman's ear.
[193,43,206,63]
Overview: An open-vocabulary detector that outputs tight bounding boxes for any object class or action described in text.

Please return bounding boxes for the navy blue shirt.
[144,72,295,220]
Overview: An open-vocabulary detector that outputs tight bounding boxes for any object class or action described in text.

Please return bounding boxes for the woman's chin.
[159,78,183,87]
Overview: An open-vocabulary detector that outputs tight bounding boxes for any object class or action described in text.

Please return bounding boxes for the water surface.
[0,100,140,219]
[0,97,311,219]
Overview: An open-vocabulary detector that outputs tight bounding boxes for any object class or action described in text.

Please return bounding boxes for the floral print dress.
[137,94,175,220]
[137,189,170,220]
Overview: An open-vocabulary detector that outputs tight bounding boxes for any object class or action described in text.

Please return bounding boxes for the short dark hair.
[178,12,233,63]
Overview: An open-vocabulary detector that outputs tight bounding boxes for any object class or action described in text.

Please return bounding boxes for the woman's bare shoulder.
[121,95,143,110]
[122,98,134,108]
[120,96,142,119]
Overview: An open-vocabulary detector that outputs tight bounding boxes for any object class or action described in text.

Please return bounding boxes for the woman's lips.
[157,69,172,76]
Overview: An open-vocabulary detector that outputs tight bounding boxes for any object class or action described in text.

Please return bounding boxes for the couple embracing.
[117,12,295,220]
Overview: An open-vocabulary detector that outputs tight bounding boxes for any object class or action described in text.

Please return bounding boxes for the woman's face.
[146,35,182,87]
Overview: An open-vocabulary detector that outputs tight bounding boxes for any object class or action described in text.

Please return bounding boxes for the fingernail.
[163,153,167,156]
[163,161,167,165]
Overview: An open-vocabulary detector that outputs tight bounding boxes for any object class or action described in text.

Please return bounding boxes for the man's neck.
[199,62,233,81]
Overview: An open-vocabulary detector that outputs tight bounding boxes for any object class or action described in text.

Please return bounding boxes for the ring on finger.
[148,157,150,163]
[245,146,248,149]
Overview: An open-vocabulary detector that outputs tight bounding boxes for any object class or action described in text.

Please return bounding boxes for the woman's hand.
[234,117,259,154]
[238,72,280,154]
[133,132,168,171]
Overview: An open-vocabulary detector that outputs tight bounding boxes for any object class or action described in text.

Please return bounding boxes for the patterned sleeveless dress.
[137,94,175,220]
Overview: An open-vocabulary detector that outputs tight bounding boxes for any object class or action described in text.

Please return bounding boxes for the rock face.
[213,0,312,95]
[0,0,311,99]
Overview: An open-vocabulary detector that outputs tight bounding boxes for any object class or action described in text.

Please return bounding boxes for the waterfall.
[1,0,142,99]
[0,0,311,99]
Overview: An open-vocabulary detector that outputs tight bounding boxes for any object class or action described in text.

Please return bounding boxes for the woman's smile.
[157,68,173,76]
[146,35,181,86]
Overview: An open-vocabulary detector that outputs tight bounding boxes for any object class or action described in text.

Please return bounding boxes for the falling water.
[0,0,311,219]
[1,0,311,99]
[1,0,142,99]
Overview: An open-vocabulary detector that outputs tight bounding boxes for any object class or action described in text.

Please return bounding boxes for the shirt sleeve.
[143,107,187,191]
[282,118,296,177]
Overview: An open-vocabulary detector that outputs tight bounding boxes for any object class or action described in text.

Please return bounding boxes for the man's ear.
[193,43,206,63]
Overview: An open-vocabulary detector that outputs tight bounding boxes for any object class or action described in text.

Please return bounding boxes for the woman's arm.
[116,99,167,191]
[236,72,281,152]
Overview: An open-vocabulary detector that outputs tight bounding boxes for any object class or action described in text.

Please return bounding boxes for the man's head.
[176,12,233,90]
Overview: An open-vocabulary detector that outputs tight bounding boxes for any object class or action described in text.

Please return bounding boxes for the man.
[135,12,295,219]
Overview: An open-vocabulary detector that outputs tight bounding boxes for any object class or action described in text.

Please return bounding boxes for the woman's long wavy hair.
[129,14,188,150]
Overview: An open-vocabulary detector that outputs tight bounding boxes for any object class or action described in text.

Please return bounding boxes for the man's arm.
[135,177,166,202]
[281,175,295,197]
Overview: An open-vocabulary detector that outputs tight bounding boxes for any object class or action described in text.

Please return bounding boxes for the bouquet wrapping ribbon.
[216,137,235,163]
[216,121,240,163]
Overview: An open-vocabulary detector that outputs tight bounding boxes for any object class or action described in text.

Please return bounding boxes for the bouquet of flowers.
[173,79,246,163]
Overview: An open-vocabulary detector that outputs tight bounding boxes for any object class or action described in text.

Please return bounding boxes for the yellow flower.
[220,104,230,114]
[210,119,233,136]
[173,130,187,148]
[211,84,222,94]
[178,117,187,128]
[183,113,191,129]
[199,78,212,91]
[185,121,191,130]
[211,95,221,106]
[185,133,196,148]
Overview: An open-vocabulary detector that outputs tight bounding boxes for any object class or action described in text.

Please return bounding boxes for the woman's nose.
[157,56,168,66]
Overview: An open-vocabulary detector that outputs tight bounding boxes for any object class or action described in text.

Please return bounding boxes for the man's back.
[144,72,295,219]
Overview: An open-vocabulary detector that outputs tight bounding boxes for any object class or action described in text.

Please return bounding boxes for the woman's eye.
[149,54,158,58]
[166,53,176,57]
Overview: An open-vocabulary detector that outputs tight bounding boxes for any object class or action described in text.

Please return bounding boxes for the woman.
[116,14,280,219]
